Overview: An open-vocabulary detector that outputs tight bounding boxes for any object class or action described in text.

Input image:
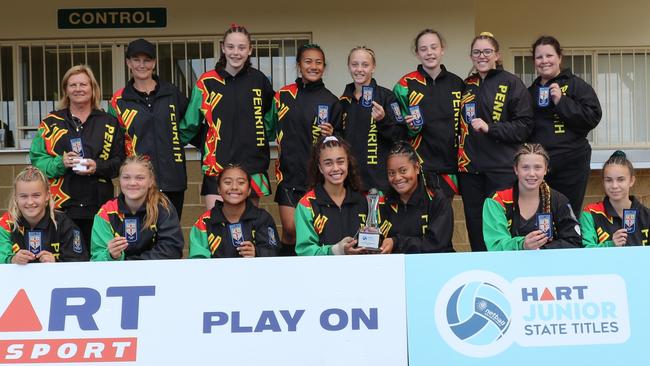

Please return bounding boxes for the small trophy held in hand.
[358,188,381,251]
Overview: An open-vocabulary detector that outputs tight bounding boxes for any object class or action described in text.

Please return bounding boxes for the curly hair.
[307,136,362,192]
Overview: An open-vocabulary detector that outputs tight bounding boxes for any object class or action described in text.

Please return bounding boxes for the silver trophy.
[358,188,381,250]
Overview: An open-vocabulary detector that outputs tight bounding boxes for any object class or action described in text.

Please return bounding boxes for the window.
[0,33,310,149]
[513,47,650,150]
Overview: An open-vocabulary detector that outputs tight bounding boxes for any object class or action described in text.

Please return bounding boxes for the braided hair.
[603,150,634,177]
[514,143,551,213]
[216,24,252,71]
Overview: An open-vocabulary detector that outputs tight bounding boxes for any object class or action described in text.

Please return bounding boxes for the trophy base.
[358,232,380,250]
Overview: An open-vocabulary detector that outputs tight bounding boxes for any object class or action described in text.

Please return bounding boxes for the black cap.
[126,38,156,59]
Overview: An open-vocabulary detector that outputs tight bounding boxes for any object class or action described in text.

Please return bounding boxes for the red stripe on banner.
[0,337,137,363]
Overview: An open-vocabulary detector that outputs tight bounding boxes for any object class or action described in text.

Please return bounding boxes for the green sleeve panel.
[90,214,123,261]
[107,104,118,118]
[0,225,14,264]
[29,128,66,178]
[188,224,211,259]
[179,84,205,145]
[393,82,421,137]
[579,211,614,248]
[295,204,333,256]
[264,99,279,143]
[483,198,525,251]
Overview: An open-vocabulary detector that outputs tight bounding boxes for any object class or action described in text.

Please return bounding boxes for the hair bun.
[611,150,627,159]
[479,31,495,37]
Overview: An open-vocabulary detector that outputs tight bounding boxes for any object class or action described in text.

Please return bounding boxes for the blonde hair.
[57,65,102,110]
[8,166,57,230]
[469,31,503,76]
[514,143,551,213]
[347,46,376,65]
[119,155,171,229]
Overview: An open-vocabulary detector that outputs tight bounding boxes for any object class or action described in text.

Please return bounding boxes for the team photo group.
[1,24,643,265]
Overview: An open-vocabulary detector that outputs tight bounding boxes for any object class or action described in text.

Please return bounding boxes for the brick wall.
[3,161,650,254]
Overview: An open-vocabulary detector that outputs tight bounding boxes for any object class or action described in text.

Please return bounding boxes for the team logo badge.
[229,223,244,247]
[124,218,138,243]
[465,102,476,122]
[623,209,637,234]
[27,231,42,255]
[72,229,83,253]
[390,102,404,122]
[70,137,84,157]
[409,105,423,127]
[536,213,553,239]
[268,227,277,246]
[361,85,374,108]
[317,104,329,125]
[538,86,550,107]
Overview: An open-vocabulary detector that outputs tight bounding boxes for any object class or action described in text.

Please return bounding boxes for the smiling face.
[387,155,419,200]
[218,167,251,206]
[515,153,548,192]
[603,164,635,203]
[348,49,375,85]
[65,72,92,107]
[126,54,156,81]
[416,33,444,72]
[534,44,562,82]
[299,48,325,83]
[221,32,252,73]
[15,180,49,226]
[471,38,499,77]
[318,146,348,188]
[119,162,153,205]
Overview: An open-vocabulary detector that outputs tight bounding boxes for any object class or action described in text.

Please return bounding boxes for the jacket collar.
[16,212,51,231]
[117,193,147,216]
[532,68,572,87]
[604,195,642,219]
[216,64,250,80]
[342,78,378,101]
[313,183,363,207]
[385,178,427,206]
[417,64,449,82]
[296,77,325,91]
[209,199,257,224]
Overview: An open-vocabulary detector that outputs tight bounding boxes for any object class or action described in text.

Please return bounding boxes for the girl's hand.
[341,237,366,255]
[612,228,628,247]
[549,82,562,105]
[319,122,334,136]
[471,118,489,133]
[63,151,80,169]
[36,250,56,263]
[238,241,256,258]
[379,237,393,254]
[404,115,419,131]
[11,249,35,264]
[370,101,385,121]
[75,158,97,176]
[524,230,549,250]
[107,236,129,259]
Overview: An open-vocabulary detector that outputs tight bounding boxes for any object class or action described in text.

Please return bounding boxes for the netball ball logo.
[435,271,515,357]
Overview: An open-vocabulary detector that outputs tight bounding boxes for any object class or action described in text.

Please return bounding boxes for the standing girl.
[394,29,465,198]
[189,164,280,258]
[109,38,189,218]
[379,141,454,253]
[580,151,650,247]
[482,143,581,251]
[267,44,343,255]
[91,156,184,261]
[295,136,389,255]
[0,166,88,264]
[529,35,602,212]
[340,46,405,192]
[458,32,534,251]
[181,25,275,210]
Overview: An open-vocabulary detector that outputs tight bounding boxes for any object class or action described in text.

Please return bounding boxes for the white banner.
[0,256,407,365]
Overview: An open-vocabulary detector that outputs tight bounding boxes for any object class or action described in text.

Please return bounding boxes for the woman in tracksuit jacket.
[528,36,602,213]
[340,46,405,192]
[394,29,464,198]
[180,25,274,210]
[91,156,184,261]
[189,164,280,258]
[483,143,581,251]
[458,32,534,252]
[266,44,343,255]
[0,166,88,264]
[295,136,389,255]
[379,141,454,253]
[109,38,189,218]
[30,65,125,247]
[580,151,650,247]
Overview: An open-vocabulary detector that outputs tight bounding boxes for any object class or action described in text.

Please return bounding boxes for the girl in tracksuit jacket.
[91,156,184,261]
[483,143,581,251]
[379,141,454,253]
[458,32,534,252]
[394,29,465,198]
[528,36,602,213]
[339,46,406,192]
[295,136,390,255]
[580,151,650,247]
[266,44,343,255]
[0,167,88,264]
[180,25,275,210]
